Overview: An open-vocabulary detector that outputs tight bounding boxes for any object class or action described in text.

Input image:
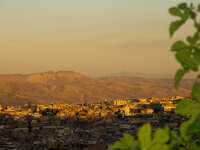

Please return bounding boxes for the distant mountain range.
[100,71,195,79]
[0,71,193,105]
[109,72,172,78]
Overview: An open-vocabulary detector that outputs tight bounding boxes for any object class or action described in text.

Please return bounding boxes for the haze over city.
[0,0,198,77]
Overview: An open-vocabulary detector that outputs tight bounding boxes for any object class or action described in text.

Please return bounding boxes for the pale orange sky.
[0,0,198,77]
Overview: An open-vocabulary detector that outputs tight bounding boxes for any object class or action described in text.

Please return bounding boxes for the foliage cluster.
[110,2,200,150]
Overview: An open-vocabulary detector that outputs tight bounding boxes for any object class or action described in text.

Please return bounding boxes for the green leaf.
[186,32,199,45]
[178,3,187,9]
[169,7,183,17]
[169,20,185,37]
[175,98,200,117]
[198,4,200,12]
[174,69,186,89]
[180,116,196,141]
[191,83,200,101]
[171,40,188,52]
[189,10,196,19]
[175,49,198,71]
[149,144,169,150]
[188,142,200,150]
[187,121,200,138]
[178,148,187,150]
[138,124,152,150]
[190,3,195,9]
[111,133,138,150]
[153,126,169,144]
[169,131,182,149]
[186,36,194,45]
[193,49,200,63]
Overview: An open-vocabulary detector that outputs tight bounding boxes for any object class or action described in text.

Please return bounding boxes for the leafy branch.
[110,2,200,150]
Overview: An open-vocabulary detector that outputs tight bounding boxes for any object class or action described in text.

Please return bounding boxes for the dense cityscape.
[1,1,199,150]
[0,96,186,150]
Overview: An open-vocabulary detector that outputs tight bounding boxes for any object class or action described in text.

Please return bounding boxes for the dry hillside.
[0,71,193,105]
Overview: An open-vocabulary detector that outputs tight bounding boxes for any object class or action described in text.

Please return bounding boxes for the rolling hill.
[0,71,193,105]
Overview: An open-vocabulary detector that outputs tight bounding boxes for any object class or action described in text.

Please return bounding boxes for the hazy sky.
[0,0,198,77]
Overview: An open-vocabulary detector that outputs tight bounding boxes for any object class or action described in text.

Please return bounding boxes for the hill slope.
[0,71,192,105]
